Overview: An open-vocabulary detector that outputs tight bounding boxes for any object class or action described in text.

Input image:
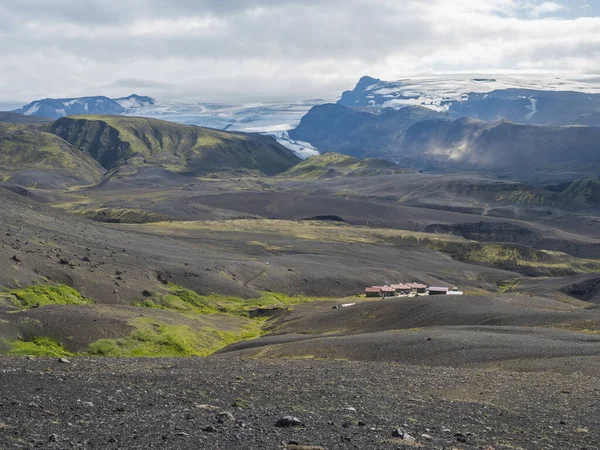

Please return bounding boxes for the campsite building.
[428,287,449,295]
[365,287,382,298]
[391,283,411,295]
[381,286,395,297]
[408,283,428,294]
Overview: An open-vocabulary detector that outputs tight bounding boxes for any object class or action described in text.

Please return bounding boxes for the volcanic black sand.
[2,356,599,450]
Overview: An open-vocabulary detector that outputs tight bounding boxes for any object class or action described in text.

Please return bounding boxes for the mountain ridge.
[48,115,300,176]
[0,123,105,187]
[337,75,600,127]
[14,94,156,120]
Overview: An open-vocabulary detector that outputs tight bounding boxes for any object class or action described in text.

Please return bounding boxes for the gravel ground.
[1,356,599,450]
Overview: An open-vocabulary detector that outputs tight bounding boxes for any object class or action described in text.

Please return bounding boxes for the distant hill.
[449,89,600,127]
[563,177,600,206]
[48,115,300,176]
[281,152,414,179]
[113,94,155,109]
[13,94,156,120]
[0,111,53,124]
[0,123,105,187]
[291,106,600,175]
[289,103,445,158]
[401,118,600,171]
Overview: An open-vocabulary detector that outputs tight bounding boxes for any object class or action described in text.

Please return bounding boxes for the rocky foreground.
[1,356,598,449]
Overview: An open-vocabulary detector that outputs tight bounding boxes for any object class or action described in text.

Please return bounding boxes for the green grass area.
[88,317,264,357]
[497,278,521,294]
[87,286,329,357]
[459,244,600,276]
[494,189,558,205]
[79,208,171,224]
[281,152,410,180]
[545,320,600,335]
[56,115,298,176]
[8,337,72,357]
[136,284,325,316]
[7,284,93,309]
[1,282,332,358]
[0,123,104,184]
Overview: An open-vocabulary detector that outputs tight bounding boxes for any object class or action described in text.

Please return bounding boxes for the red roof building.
[380,286,395,297]
[365,287,382,298]
[391,283,411,293]
[407,283,428,293]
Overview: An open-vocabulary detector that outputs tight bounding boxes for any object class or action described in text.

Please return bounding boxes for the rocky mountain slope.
[562,177,600,206]
[289,103,600,177]
[338,75,600,126]
[48,115,300,176]
[281,152,414,179]
[13,95,154,120]
[401,118,600,170]
[0,123,105,187]
[289,103,444,157]
[449,89,600,126]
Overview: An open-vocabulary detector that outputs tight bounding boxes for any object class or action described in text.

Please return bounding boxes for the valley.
[1,78,599,449]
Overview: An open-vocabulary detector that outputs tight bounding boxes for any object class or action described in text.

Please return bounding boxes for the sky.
[1,0,599,107]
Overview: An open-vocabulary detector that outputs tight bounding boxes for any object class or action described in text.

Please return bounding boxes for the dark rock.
[202,425,217,433]
[11,255,21,262]
[216,411,235,423]
[81,256,91,262]
[455,432,468,443]
[58,258,69,265]
[142,290,153,298]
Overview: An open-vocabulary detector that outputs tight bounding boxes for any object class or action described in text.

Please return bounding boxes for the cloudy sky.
[1,0,599,106]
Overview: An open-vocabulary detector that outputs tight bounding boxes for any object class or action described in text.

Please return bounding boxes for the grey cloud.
[104,79,175,89]
[0,0,599,103]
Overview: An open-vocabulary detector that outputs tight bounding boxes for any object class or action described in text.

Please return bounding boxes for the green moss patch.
[88,317,263,357]
[7,284,93,309]
[8,337,73,357]
[2,283,329,358]
[80,208,171,224]
[86,286,330,357]
[137,285,325,317]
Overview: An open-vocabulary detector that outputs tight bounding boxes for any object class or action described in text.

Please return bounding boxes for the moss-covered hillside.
[282,152,414,179]
[0,123,105,185]
[49,116,300,176]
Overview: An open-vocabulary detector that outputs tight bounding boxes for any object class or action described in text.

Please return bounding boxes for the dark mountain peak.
[14,96,126,119]
[356,76,381,89]
[13,94,156,119]
[114,94,156,108]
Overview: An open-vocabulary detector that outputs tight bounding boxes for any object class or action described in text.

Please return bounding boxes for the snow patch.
[116,97,154,109]
[23,103,40,116]
[348,75,600,111]
[272,131,320,159]
[525,98,538,120]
